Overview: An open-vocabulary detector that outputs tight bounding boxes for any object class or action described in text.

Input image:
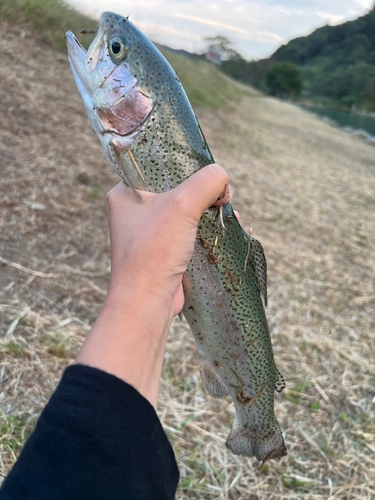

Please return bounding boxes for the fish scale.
[66,11,286,463]
[184,204,286,460]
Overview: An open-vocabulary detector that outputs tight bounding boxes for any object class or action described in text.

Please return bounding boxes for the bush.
[266,62,303,98]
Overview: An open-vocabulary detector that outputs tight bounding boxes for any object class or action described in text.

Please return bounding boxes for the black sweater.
[0,365,179,499]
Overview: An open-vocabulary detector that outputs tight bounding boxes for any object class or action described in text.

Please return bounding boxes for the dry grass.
[1,15,375,500]
[0,0,97,50]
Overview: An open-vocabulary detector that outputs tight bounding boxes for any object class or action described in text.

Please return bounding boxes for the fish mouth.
[65,30,85,50]
[65,31,86,70]
[65,12,125,81]
[65,25,106,93]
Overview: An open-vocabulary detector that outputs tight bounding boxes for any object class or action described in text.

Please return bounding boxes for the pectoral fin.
[200,358,229,399]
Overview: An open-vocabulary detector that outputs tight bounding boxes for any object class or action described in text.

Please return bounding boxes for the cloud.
[173,13,250,35]
[350,0,373,8]
[317,11,346,24]
[64,0,373,60]
[135,21,198,40]
[273,6,292,16]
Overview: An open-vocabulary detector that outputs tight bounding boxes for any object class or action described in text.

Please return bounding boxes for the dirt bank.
[1,19,374,500]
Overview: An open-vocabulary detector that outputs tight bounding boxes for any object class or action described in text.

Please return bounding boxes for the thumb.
[171,164,229,222]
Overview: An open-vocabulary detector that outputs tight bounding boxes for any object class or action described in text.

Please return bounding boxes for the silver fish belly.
[66,11,287,462]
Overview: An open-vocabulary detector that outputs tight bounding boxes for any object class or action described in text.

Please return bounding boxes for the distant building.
[205,45,222,65]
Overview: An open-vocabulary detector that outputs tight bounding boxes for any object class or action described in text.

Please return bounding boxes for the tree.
[266,62,303,98]
[203,35,241,61]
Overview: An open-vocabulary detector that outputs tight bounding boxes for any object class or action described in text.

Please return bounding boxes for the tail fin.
[225,414,287,462]
[225,415,254,456]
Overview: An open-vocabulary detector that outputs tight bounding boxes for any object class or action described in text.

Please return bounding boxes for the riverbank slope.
[0,8,374,500]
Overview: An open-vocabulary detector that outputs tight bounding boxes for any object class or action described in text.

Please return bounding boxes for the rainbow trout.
[66,12,287,462]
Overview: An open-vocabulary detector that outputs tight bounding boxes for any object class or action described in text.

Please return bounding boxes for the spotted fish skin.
[66,11,286,462]
[183,207,286,461]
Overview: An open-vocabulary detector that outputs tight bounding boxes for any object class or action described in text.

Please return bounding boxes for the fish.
[66,11,287,463]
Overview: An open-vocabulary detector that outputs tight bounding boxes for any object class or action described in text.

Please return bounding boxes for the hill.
[273,6,375,109]
[1,1,375,499]
[222,7,375,111]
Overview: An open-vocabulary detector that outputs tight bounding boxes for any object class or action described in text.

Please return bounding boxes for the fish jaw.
[66,28,112,139]
[66,13,156,189]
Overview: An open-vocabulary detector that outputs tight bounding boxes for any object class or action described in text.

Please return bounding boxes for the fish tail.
[225,415,287,462]
[225,414,255,456]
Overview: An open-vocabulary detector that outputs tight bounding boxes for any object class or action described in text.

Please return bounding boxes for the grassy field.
[0,1,374,499]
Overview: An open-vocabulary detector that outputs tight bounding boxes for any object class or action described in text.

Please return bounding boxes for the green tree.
[266,62,303,98]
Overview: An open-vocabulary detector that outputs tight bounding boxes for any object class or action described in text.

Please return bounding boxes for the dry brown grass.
[1,17,374,500]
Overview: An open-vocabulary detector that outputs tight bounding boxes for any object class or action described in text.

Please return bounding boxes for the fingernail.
[213,184,232,207]
[217,184,229,201]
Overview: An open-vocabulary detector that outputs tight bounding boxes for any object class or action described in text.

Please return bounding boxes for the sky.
[65,0,374,60]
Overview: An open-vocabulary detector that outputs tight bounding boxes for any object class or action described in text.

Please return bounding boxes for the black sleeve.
[0,364,179,500]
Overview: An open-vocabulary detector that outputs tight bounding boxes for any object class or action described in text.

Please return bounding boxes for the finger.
[212,183,232,207]
[234,210,240,221]
[171,164,229,222]
[106,165,229,221]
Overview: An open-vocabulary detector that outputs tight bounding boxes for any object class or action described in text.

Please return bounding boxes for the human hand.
[106,164,230,318]
[76,164,230,407]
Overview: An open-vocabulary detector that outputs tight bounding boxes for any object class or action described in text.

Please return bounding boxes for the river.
[302,105,375,142]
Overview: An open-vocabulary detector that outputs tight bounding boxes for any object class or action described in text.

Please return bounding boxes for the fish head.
[66,12,164,178]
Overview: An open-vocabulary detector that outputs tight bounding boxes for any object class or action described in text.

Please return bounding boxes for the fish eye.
[108,35,130,62]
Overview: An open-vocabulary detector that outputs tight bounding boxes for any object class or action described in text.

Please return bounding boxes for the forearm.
[77,165,229,409]
[76,287,174,409]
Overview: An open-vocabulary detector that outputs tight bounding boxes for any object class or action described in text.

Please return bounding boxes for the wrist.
[76,286,174,408]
